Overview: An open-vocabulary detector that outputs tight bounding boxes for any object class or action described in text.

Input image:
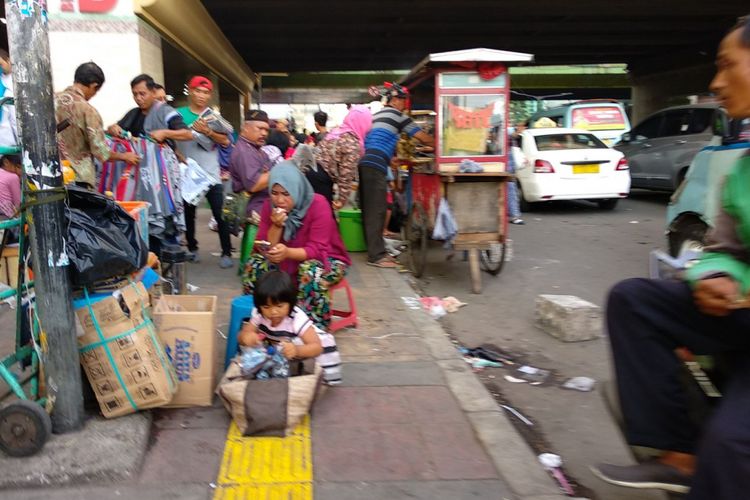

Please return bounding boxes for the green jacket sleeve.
[684,251,747,290]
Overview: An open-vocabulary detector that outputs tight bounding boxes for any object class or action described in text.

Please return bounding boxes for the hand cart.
[0,141,50,457]
[397,48,535,293]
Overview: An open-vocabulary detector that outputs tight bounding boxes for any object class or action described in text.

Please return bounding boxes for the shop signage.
[61,0,118,14]
[447,102,494,129]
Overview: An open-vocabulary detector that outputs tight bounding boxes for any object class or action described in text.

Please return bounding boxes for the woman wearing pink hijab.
[314,105,372,210]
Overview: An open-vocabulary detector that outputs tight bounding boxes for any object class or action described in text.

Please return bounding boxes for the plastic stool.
[225,294,255,369]
[329,278,358,333]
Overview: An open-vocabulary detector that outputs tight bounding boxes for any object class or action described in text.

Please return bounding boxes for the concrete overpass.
[1,1,741,123]
[198,0,747,121]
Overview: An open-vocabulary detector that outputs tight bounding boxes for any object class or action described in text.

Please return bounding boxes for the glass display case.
[434,71,509,173]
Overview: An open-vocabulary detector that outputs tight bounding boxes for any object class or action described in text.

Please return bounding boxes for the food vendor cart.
[397,48,534,293]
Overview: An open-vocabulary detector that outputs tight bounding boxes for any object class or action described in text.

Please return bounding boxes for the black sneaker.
[590,461,691,494]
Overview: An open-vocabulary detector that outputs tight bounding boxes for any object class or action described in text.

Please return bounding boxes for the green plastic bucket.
[338,209,367,252]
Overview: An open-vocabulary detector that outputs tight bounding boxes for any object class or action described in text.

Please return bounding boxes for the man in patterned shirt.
[55,62,140,188]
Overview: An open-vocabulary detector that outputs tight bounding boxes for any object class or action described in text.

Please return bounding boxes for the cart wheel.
[0,400,51,457]
[480,242,506,276]
[406,203,428,277]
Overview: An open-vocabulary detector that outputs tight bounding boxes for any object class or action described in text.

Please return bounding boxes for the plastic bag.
[65,186,148,287]
[432,197,458,244]
[222,191,251,237]
[179,158,213,206]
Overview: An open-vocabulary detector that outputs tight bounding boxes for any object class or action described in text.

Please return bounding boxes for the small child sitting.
[238,270,342,385]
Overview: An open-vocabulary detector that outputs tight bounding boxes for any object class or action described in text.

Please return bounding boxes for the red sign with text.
[62,0,118,13]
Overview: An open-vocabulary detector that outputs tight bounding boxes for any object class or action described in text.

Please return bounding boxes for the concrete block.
[534,294,602,342]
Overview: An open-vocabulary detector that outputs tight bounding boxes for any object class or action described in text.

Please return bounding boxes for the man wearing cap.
[230,110,272,223]
[175,75,234,268]
[359,82,434,268]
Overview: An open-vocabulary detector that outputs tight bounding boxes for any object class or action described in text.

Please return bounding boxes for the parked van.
[528,100,630,146]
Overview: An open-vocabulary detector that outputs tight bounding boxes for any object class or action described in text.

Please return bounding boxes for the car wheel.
[517,182,533,212]
[597,199,619,210]
[668,216,708,258]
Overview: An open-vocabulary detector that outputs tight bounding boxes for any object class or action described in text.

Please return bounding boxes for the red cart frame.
[399,49,534,293]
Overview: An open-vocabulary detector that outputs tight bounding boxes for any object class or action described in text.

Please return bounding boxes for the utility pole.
[5,0,84,432]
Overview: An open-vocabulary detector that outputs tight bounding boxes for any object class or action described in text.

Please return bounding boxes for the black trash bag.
[64,186,148,287]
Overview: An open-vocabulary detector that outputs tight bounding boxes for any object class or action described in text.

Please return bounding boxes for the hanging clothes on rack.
[98,137,185,243]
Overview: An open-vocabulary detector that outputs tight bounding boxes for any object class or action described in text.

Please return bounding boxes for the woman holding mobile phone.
[242,162,351,329]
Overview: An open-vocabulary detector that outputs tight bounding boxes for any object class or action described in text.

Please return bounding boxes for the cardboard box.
[75,282,178,418]
[0,245,19,288]
[153,295,218,407]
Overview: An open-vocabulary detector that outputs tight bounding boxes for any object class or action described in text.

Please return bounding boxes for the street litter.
[441,296,467,313]
[368,332,409,339]
[561,376,596,392]
[459,346,515,365]
[464,356,503,370]
[501,404,534,426]
[186,283,200,292]
[401,296,422,310]
[538,453,575,496]
[506,365,551,385]
[419,295,467,318]
[629,220,639,224]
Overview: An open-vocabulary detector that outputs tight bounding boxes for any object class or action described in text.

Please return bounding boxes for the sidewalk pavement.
[0,210,571,500]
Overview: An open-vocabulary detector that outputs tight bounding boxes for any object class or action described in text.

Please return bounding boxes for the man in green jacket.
[591,15,750,499]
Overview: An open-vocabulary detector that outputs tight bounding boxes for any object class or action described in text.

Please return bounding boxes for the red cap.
[188,76,213,91]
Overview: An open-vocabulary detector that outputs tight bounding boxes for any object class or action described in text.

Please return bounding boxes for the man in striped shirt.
[359,83,433,267]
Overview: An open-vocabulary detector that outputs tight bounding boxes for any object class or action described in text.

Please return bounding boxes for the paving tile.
[139,427,227,484]
[420,421,498,480]
[312,387,373,426]
[313,423,437,481]
[336,335,430,362]
[315,479,514,500]
[400,386,467,423]
[313,387,414,427]
[152,407,231,430]
[340,361,445,387]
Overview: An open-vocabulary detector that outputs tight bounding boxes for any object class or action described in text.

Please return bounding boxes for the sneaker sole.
[589,466,690,494]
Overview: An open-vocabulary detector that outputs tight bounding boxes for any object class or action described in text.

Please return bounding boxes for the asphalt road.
[416,190,673,500]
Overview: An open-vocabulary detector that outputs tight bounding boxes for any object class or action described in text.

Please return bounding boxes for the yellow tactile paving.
[213,483,313,500]
[214,417,313,500]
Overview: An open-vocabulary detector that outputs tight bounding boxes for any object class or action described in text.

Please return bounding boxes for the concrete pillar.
[630,63,715,124]
[218,82,242,131]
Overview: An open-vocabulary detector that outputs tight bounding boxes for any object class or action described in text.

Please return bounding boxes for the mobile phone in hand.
[256,240,271,253]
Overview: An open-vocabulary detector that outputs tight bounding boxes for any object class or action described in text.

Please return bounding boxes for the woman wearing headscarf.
[242,162,351,329]
[292,143,334,205]
[315,105,372,210]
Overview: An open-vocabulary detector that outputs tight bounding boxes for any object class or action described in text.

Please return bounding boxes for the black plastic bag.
[65,186,148,287]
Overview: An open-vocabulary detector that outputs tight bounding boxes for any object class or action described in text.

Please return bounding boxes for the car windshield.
[534,133,608,151]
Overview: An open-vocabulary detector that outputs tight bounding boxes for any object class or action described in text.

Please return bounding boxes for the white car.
[514,127,631,210]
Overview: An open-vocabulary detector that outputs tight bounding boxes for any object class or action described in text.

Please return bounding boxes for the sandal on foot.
[367,258,399,269]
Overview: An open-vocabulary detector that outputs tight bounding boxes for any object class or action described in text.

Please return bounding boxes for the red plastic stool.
[328,278,358,332]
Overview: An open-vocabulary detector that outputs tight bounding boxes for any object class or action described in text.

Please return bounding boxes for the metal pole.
[5,0,84,432]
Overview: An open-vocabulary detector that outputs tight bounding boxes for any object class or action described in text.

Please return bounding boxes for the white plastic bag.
[180,158,213,206]
[432,197,458,245]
